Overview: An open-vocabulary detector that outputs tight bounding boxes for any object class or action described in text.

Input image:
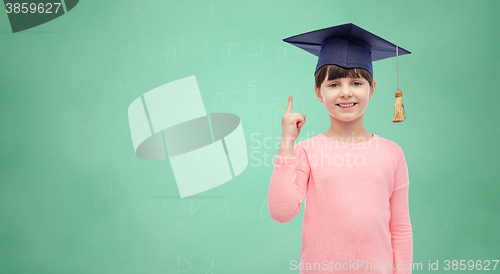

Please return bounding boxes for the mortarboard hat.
[282,23,410,77]
[282,23,411,122]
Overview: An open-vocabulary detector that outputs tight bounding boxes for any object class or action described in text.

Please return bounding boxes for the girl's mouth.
[336,103,357,109]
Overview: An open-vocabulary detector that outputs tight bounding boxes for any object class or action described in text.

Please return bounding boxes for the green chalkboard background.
[1,0,499,273]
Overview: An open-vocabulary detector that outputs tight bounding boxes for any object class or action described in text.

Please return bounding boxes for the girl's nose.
[339,85,353,97]
[339,90,353,97]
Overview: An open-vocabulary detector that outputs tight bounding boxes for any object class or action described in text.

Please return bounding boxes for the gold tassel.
[392,45,405,123]
[392,89,405,122]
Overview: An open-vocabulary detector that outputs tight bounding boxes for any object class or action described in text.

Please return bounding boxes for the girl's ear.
[315,85,324,103]
[369,80,376,100]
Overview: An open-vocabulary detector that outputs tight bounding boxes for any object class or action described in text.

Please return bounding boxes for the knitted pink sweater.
[267,133,412,273]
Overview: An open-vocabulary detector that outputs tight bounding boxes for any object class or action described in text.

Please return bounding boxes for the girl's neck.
[325,113,371,141]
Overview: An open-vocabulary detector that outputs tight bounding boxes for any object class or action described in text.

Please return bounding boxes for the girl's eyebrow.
[327,77,362,82]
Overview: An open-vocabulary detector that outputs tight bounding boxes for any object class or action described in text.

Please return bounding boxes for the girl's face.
[315,76,376,122]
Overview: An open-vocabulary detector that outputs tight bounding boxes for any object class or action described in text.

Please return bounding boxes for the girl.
[267,23,413,274]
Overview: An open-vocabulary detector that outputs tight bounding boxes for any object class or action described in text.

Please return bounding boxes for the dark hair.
[314,65,374,91]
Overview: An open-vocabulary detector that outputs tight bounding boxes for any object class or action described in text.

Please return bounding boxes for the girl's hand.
[281,95,306,143]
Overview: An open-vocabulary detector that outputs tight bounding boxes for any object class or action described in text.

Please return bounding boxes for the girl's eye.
[329,82,361,87]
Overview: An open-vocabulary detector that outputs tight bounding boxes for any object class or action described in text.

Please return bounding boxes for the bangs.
[327,65,365,80]
[315,64,373,90]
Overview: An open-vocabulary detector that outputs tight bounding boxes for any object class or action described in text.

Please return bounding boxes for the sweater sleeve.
[267,142,310,223]
[390,145,413,273]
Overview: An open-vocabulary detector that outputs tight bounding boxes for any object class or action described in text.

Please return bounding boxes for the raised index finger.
[285,95,293,114]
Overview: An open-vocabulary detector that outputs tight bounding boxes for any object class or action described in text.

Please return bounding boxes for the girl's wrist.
[281,135,296,144]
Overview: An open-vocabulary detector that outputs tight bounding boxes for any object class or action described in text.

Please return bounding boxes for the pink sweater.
[268,133,412,273]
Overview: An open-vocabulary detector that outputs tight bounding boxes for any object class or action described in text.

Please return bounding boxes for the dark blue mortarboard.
[283,23,411,77]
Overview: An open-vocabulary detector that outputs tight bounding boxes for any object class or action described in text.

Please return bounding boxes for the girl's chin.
[325,111,363,122]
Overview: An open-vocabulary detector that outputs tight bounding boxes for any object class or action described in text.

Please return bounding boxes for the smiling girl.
[315,64,375,142]
[267,23,413,274]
